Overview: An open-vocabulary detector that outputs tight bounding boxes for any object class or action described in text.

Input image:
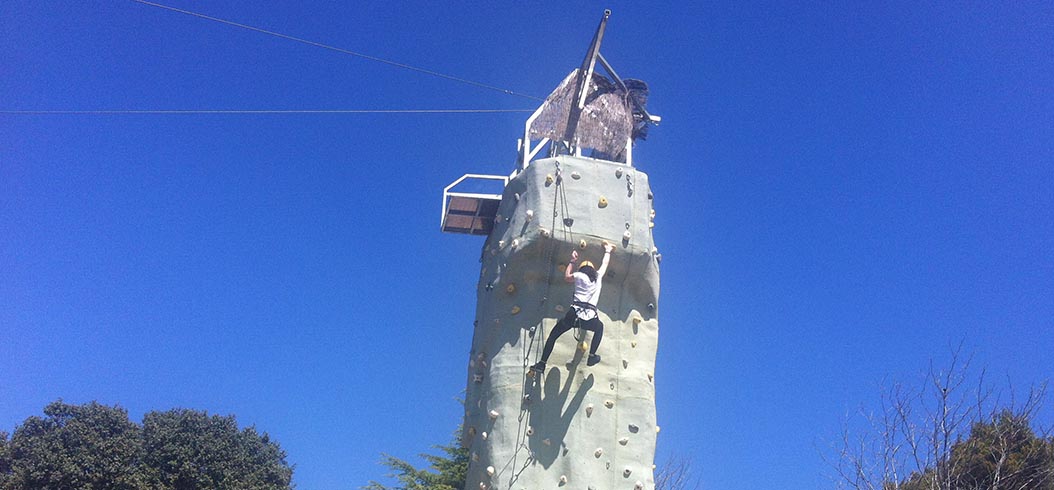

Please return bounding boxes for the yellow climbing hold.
[598,196,608,208]
[505,283,516,294]
[579,340,589,352]
[579,239,588,249]
[511,306,521,315]
[545,174,554,185]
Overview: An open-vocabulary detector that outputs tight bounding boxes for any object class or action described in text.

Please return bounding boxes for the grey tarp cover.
[528,69,635,159]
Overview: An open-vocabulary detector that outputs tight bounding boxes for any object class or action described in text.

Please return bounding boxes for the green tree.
[365,432,468,490]
[141,408,292,490]
[3,401,144,490]
[0,431,11,487]
[897,411,1054,490]
[0,401,293,490]
[828,348,1054,490]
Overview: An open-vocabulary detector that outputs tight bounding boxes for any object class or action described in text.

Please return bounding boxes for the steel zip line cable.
[1,109,532,115]
[129,0,544,101]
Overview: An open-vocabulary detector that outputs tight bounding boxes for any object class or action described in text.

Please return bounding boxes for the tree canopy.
[0,400,293,490]
[829,350,1054,490]
[897,411,1054,490]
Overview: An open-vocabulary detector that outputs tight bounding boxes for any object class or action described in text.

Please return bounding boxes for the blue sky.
[2,1,1052,489]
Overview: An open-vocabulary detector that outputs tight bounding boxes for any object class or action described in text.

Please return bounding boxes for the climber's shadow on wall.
[526,355,594,468]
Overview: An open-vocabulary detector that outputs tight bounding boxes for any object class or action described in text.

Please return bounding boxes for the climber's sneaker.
[587,354,601,366]
[530,362,546,374]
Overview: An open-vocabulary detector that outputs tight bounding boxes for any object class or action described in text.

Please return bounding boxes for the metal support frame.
[441,173,509,234]
[518,9,660,170]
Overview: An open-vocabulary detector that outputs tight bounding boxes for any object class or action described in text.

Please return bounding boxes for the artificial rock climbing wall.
[462,155,660,490]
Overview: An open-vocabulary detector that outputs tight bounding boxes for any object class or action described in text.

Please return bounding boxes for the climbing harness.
[571,300,598,342]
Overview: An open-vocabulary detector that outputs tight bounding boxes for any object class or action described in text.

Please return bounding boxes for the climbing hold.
[623,230,632,242]
[598,196,608,208]
[649,222,655,229]
[656,253,662,263]
[545,174,554,185]
[469,359,476,368]
[498,240,505,248]
[479,359,488,368]
[571,171,581,180]
[468,427,477,438]
[505,283,516,294]
[615,168,623,178]
[610,382,616,390]
[631,341,637,348]
[486,466,495,477]
[495,213,503,223]
[579,239,588,249]
[579,340,589,352]
[489,410,499,420]
[619,437,629,446]
[511,238,520,248]
[563,217,574,227]
[528,325,536,334]
[629,424,639,433]
[542,438,551,446]
[485,282,494,291]
[647,373,654,382]
[540,228,551,238]
[514,192,521,201]
[604,400,614,408]
[473,374,484,383]
[559,475,567,485]
[511,306,521,315]
[479,482,486,490]
[526,210,534,222]
[623,468,632,478]
[647,191,653,199]
[585,404,594,417]
[526,426,534,436]
[635,481,644,490]
[482,431,488,440]
[648,303,655,310]
[594,448,603,458]
[650,209,656,219]
[656,426,661,433]
[622,360,629,368]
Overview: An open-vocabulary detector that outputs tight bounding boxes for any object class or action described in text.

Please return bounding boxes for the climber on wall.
[531,242,616,373]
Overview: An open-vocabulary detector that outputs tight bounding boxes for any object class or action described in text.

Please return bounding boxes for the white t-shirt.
[571,271,602,320]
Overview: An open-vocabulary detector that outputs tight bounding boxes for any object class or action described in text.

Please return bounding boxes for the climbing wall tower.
[440,11,662,490]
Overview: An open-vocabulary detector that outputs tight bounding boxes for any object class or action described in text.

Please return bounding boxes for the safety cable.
[130,0,544,101]
[0,109,532,115]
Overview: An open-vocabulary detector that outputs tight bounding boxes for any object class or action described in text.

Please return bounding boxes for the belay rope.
[524,161,578,374]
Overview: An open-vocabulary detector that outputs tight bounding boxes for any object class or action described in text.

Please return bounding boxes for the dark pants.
[539,309,604,362]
